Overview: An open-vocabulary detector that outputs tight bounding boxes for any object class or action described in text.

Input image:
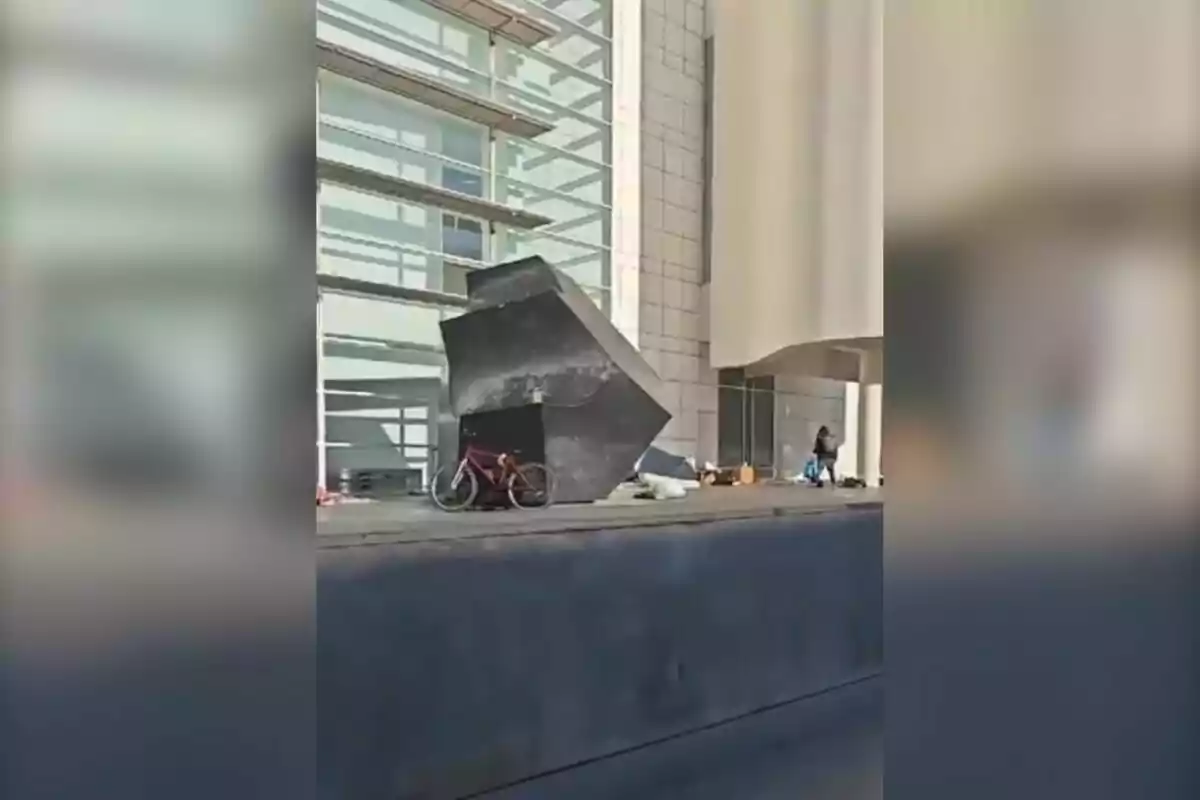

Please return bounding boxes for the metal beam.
[551,171,605,195]
[551,46,608,84]
[523,1,610,45]
[318,272,472,307]
[577,8,607,33]
[569,86,607,112]
[521,129,607,170]
[318,41,554,139]
[318,158,554,229]
[422,0,559,47]
[536,208,606,236]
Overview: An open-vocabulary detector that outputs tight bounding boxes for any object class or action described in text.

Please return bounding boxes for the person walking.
[812,425,839,487]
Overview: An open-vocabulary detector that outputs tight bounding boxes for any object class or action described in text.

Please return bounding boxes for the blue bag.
[803,456,821,482]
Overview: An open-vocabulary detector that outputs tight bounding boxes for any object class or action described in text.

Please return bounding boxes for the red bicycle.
[429,444,555,512]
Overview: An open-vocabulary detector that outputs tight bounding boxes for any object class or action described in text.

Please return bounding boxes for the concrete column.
[609,0,642,345]
[316,293,326,491]
[316,78,326,491]
[857,351,882,487]
[841,380,860,478]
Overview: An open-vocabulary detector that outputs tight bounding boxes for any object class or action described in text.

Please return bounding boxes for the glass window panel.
[440,124,484,166]
[506,0,612,38]
[321,292,446,348]
[717,375,778,470]
[442,214,484,261]
[441,264,470,296]
[319,76,488,194]
[318,0,490,84]
[542,34,610,79]
[496,42,612,111]
[320,230,424,285]
[718,368,746,388]
[320,351,442,382]
[748,375,775,392]
[320,320,445,490]
[496,135,608,205]
[717,385,745,466]
[326,407,396,419]
[750,388,775,471]
[318,77,491,295]
[320,74,434,148]
[319,184,443,288]
[556,0,611,34]
[497,92,610,160]
[325,412,400,447]
[497,189,607,246]
[319,125,437,184]
[320,196,487,292]
[502,235,608,289]
[558,253,608,290]
[443,166,483,197]
[404,425,428,446]
[324,444,428,495]
[582,286,611,316]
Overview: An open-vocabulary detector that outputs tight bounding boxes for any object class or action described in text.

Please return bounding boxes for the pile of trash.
[629,446,706,501]
[786,466,878,489]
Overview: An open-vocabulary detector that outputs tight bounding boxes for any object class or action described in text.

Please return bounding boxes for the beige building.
[707,0,882,484]
[625,0,882,483]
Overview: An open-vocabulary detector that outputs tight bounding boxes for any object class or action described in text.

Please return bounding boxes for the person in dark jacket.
[813,425,839,487]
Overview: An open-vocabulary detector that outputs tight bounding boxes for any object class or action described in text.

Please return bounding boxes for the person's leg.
[827,460,838,487]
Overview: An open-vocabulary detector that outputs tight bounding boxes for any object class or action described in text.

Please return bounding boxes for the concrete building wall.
[636,0,716,461]
[632,0,876,470]
[694,0,883,482]
[708,0,882,375]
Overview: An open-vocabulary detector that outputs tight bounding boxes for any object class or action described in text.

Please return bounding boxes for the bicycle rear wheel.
[507,463,555,509]
[430,462,479,511]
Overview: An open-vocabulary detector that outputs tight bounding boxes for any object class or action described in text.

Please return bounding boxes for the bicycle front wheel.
[507,463,555,509]
[430,462,478,511]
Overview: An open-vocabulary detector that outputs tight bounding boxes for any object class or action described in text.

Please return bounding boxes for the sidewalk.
[317,484,883,548]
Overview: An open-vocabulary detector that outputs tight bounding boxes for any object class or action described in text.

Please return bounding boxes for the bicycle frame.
[431,443,550,513]
[450,445,514,491]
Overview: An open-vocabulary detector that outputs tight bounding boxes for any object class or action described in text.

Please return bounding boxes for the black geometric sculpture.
[440,256,672,503]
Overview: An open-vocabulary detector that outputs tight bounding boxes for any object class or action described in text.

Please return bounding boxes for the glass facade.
[716,369,776,473]
[716,369,848,480]
[317,0,614,492]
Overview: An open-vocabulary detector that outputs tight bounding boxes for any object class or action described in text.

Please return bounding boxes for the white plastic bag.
[639,473,688,500]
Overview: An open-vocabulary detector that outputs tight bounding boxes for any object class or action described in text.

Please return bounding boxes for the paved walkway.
[317,484,883,547]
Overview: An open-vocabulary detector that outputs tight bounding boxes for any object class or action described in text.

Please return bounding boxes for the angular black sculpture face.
[440,257,672,504]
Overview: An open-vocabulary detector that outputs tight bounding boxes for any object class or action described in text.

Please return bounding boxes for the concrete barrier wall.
[318,508,882,799]
[483,675,882,800]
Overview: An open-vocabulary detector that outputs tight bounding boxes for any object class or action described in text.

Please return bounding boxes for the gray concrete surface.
[318,506,882,799]
[480,676,882,800]
[317,483,883,545]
